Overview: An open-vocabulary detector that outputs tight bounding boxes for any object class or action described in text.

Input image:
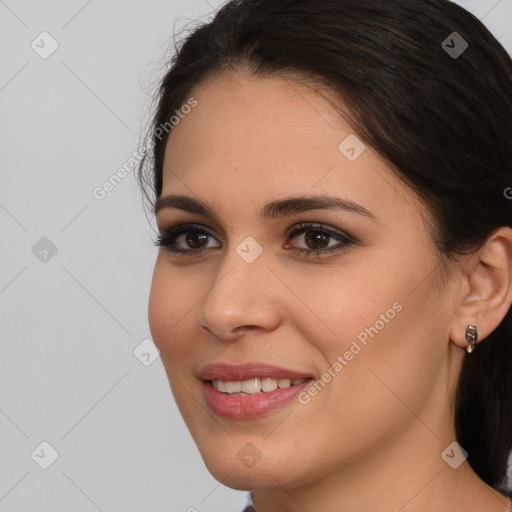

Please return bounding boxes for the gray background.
[0,1,511,511]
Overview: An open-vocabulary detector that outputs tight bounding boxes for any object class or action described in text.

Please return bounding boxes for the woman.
[137,0,512,510]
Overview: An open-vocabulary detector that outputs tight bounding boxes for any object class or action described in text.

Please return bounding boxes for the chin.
[199,446,307,491]
[205,463,283,491]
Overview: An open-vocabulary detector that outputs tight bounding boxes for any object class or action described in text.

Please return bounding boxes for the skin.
[148,69,512,512]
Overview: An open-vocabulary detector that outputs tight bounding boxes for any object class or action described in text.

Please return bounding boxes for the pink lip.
[198,363,315,419]
[202,379,313,419]
[197,362,314,382]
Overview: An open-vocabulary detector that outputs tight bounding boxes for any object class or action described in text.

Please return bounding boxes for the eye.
[154,223,220,254]
[284,222,354,258]
[154,222,355,258]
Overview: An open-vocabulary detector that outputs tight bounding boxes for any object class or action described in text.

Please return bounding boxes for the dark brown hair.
[137,0,512,494]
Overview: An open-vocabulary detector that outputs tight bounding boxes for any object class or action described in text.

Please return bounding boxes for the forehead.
[165,70,348,166]
[160,70,425,226]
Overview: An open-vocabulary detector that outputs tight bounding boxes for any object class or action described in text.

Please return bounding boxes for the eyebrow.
[154,194,378,223]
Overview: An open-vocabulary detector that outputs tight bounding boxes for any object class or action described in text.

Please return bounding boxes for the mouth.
[198,363,315,419]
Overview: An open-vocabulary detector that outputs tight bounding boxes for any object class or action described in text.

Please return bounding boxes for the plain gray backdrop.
[1,1,511,511]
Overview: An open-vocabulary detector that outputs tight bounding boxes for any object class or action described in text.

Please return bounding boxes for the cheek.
[294,257,439,410]
[147,260,205,421]
[148,259,194,363]
[324,273,443,420]
[287,264,403,361]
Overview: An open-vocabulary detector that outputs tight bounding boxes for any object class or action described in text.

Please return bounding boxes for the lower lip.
[202,380,313,419]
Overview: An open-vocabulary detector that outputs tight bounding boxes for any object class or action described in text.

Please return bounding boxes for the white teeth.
[261,377,277,392]
[278,378,291,389]
[212,377,308,395]
[241,378,261,394]
[225,381,242,393]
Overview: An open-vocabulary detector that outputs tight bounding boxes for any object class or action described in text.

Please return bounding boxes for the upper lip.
[198,363,314,382]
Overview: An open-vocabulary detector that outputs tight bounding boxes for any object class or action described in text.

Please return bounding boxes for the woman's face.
[148,70,463,490]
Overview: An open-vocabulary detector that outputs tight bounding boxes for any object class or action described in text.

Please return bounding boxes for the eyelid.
[285,221,353,241]
[161,223,221,246]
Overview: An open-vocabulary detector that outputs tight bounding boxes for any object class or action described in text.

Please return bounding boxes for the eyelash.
[153,222,355,258]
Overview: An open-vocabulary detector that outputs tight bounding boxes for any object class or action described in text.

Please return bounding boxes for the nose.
[198,243,282,340]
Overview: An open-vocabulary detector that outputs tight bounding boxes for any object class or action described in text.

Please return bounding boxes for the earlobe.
[449,227,512,351]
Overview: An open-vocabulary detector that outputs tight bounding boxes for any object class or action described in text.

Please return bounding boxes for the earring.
[465,325,478,353]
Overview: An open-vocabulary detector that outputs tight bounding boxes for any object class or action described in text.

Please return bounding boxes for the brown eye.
[154,221,354,259]
[303,230,331,250]
[184,231,210,249]
[154,224,221,254]
[285,222,354,258]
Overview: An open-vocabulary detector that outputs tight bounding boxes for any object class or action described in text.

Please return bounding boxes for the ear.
[450,227,512,350]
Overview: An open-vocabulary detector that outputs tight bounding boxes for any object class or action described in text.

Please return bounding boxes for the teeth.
[241,378,260,394]
[216,379,227,392]
[278,378,291,388]
[225,381,242,393]
[261,377,277,392]
[212,377,308,395]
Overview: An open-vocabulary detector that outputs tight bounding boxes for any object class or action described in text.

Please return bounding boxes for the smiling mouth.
[205,377,314,396]
[201,373,316,419]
